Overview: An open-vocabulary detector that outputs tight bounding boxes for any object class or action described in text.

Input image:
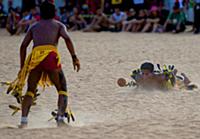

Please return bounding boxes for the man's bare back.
[24,19,70,48]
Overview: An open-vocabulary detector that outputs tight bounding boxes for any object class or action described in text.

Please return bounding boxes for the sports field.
[0,29,200,139]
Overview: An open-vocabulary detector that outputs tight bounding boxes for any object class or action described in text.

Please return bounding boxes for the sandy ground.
[1,29,200,139]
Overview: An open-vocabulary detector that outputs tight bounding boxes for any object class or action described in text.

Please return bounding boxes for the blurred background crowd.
[0,0,200,35]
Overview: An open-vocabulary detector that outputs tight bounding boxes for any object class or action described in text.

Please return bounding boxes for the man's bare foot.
[57,120,67,127]
[18,123,27,128]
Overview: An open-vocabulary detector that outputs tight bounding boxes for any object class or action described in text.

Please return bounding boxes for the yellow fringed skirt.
[7,45,61,97]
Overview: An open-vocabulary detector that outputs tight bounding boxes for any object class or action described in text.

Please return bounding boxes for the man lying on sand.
[118,62,197,91]
[5,1,80,128]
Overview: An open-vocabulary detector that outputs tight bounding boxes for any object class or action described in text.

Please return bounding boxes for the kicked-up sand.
[0,29,200,139]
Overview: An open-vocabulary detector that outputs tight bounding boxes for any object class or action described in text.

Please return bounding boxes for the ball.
[117,78,126,87]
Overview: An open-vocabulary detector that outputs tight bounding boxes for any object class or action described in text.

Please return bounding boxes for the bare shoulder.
[53,20,68,37]
[29,21,40,30]
[53,19,65,28]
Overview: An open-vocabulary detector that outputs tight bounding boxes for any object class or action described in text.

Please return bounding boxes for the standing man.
[8,1,80,128]
[194,0,200,33]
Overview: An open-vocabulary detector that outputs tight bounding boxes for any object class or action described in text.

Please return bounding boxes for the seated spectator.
[164,5,186,33]
[109,7,127,32]
[69,7,87,31]
[122,8,137,32]
[6,8,20,35]
[83,8,110,32]
[131,9,147,32]
[16,7,39,35]
[80,4,92,24]
[142,6,161,32]
[15,11,32,35]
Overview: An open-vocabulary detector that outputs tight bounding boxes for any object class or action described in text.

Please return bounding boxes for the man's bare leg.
[181,73,191,85]
[48,69,68,125]
[122,22,127,31]
[20,69,42,128]
[152,23,159,32]
[142,23,151,32]
[126,23,133,32]
[132,23,138,32]
[135,24,142,32]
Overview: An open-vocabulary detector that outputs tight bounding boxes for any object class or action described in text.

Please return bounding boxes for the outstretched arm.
[20,29,32,69]
[60,24,80,72]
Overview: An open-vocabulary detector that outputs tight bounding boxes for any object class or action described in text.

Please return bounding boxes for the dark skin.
[20,19,80,120]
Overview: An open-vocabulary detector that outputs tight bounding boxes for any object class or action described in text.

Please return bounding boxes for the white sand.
[1,29,200,139]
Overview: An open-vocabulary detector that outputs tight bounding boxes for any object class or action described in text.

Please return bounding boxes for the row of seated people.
[5,4,186,35]
[66,5,186,34]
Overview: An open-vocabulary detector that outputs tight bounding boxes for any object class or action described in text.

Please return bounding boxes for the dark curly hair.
[140,62,154,73]
[40,1,55,19]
